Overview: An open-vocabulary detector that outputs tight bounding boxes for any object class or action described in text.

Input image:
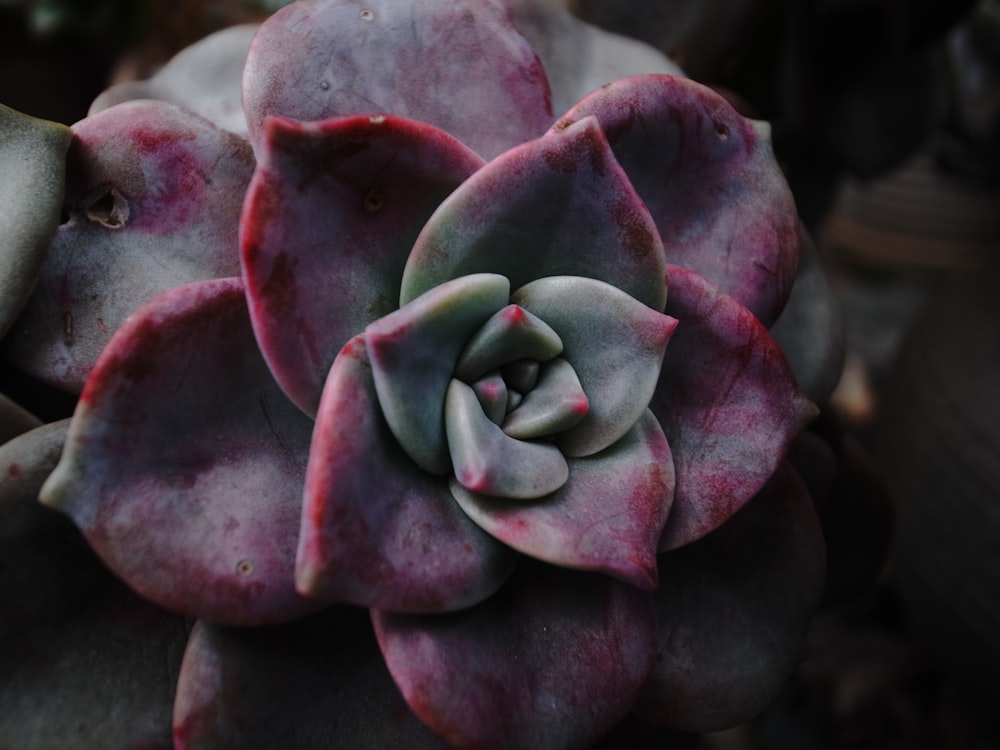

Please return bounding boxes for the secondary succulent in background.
[1,0,835,747]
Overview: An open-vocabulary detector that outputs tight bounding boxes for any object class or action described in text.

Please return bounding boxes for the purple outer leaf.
[636,463,825,732]
[242,114,485,415]
[768,225,846,405]
[1,420,186,748]
[366,274,510,475]
[39,278,321,626]
[242,0,553,160]
[552,74,800,325]
[0,419,68,540]
[297,335,518,613]
[451,409,674,589]
[373,559,658,749]
[173,607,451,750]
[650,265,817,550]
[511,275,678,457]
[3,100,254,393]
[1,580,187,750]
[399,116,667,312]
[0,104,71,339]
[0,420,107,637]
[89,24,259,135]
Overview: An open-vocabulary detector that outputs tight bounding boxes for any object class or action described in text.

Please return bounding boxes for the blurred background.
[2,0,999,747]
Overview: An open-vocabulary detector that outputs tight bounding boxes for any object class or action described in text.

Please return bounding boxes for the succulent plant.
[0,1,837,747]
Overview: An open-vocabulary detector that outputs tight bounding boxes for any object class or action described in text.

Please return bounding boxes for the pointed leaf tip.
[365,274,510,475]
[297,335,517,613]
[453,410,673,589]
[242,113,485,415]
[40,278,319,626]
[555,75,800,324]
[400,116,666,312]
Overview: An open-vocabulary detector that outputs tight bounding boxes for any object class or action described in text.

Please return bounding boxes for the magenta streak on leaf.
[372,559,658,749]
[553,75,800,325]
[242,0,554,160]
[452,409,674,589]
[241,114,485,416]
[649,265,817,551]
[40,278,320,626]
[399,116,667,313]
[2,100,253,394]
[296,335,518,613]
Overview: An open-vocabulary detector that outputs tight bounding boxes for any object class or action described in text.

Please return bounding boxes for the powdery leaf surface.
[89,24,259,135]
[401,116,666,312]
[40,278,320,626]
[651,264,816,550]
[373,559,658,749]
[297,335,518,613]
[243,0,553,160]
[0,105,71,339]
[242,114,484,415]
[553,74,800,325]
[510,275,676,457]
[3,101,253,393]
[451,409,674,589]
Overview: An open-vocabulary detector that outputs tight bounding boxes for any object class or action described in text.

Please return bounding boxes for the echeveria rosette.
[16,2,825,744]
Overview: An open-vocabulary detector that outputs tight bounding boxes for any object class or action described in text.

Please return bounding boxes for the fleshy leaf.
[0,420,68,541]
[454,304,562,382]
[242,0,553,160]
[445,379,569,498]
[0,420,105,637]
[365,274,510,475]
[511,275,678,457]
[89,24,259,135]
[0,104,71,339]
[0,393,42,446]
[501,357,588,439]
[552,75,800,325]
[173,607,450,750]
[373,560,658,749]
[40,278,320,626]
[1,579,187,749]
[242,114,485,415]
[650,265,817,550]
[500,359,539,392]
[400,116,667,312]
[1,421,186,748]
[452,410,673,589]
[296,336,518,613]
[470,371,508,424]
[636,463,825,732]
[506,0,684,115]
[768,226,846,405]
[3,101,253,393]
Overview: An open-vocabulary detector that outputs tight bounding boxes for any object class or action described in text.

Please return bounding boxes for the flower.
[1,1,830,746]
